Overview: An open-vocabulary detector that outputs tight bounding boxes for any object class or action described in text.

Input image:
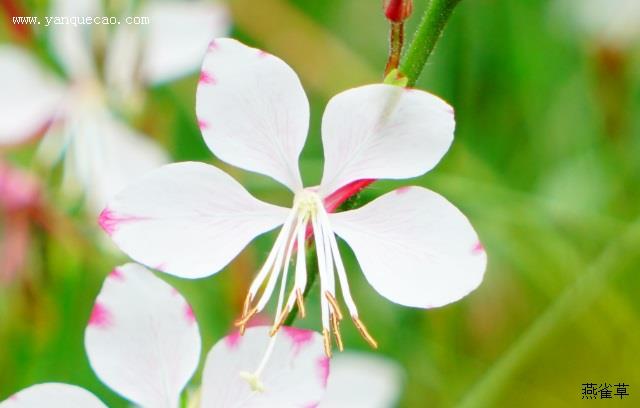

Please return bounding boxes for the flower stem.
[384,22,405,77]
[399,0,461,86]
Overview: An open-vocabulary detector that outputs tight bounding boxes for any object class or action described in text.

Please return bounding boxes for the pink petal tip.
[184,303,196,324]
[98,208,146,236]
[89,302,112,328]
[472,241,485,255]
[197,119,209,130]
[317,356,330,388]
[199,71,217,85]
[283,326,314,355]
[395,186,411,195]
[109,268,125,281]
[225,330,242,348]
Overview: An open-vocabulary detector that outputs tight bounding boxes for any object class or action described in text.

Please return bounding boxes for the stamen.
[325,291,343,321]
[318,209,360,317]
[352,316,379,349]
[269,214,305,338]
[322,328,333,358]
[330,313,344,351]
[234,306,257,328]
[269,305,290,336]
[311,215,331,331]
[295,288,306,318]
[247,210,297,296]
[238,293,254,335]
[241,292,252,318]
[253,213,300,313]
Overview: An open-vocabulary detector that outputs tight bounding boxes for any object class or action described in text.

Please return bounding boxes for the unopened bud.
[384,0,413,23]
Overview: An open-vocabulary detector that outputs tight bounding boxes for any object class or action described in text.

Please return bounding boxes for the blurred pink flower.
[0,162,41,283]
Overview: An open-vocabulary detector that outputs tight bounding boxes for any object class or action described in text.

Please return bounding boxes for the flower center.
[234,186,378,388]
[293,187,322,217]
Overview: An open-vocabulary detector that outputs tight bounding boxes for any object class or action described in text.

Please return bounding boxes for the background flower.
[0,0,230,213]
[1,263,328,408]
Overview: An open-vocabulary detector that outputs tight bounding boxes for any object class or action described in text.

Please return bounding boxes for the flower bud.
[384,0,413,23]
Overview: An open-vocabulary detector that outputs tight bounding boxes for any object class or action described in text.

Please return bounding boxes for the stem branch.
[399,0,461,86]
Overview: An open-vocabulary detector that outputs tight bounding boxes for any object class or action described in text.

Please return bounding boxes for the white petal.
[49,0,100,79]
[320,353,403,408]
[79,112,168,213]
[101,162,290,278]
[141,2,231,84]
[0,46,63,145]
[85,263,201,408]
[201,327,328,408]
[329,186,486,308]
[0,383,106,408]
[319,84,455,196]
[103,23,141,100]
[196,38,308,191]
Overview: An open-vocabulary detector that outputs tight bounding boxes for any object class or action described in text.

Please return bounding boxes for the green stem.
[399,0,461,86]
[457,217,640,408]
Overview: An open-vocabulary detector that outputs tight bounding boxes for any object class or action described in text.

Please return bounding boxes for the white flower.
[560,0,640,48]
[0,263,328,408]
[101,38,486,356]
[0,0,230,213]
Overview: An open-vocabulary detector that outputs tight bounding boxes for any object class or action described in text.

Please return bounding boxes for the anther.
[352,316,379,349]
[325,292,343,321]
[234,306,258,328]
[269,305,290,336]
[322,328,333,358]
[241,293,253,317]
[295,288,306,318]
[330,313,344,351]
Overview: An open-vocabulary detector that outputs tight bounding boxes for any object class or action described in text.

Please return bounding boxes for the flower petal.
[101,162,290,278]
[201,327,328,408]
[79,112,168,213]
[196,38,309,191]
[85,263,201,408]
[329,186,486,308]
[320,353,403,408]
[103,23,141,101]
[0,383,106,408]
[0,46,63,145]
[48,0,100,79]
[141,1,231,84]
[319,84,455,196]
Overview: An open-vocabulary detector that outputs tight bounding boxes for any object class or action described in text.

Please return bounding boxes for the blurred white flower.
[0,263,329,408]
[321,352,404,408]
[101,39,486,356]
[560,0,640,49]
[0,0,230,213]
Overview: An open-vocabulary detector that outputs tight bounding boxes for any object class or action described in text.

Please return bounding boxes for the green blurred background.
[1,0,639,406]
